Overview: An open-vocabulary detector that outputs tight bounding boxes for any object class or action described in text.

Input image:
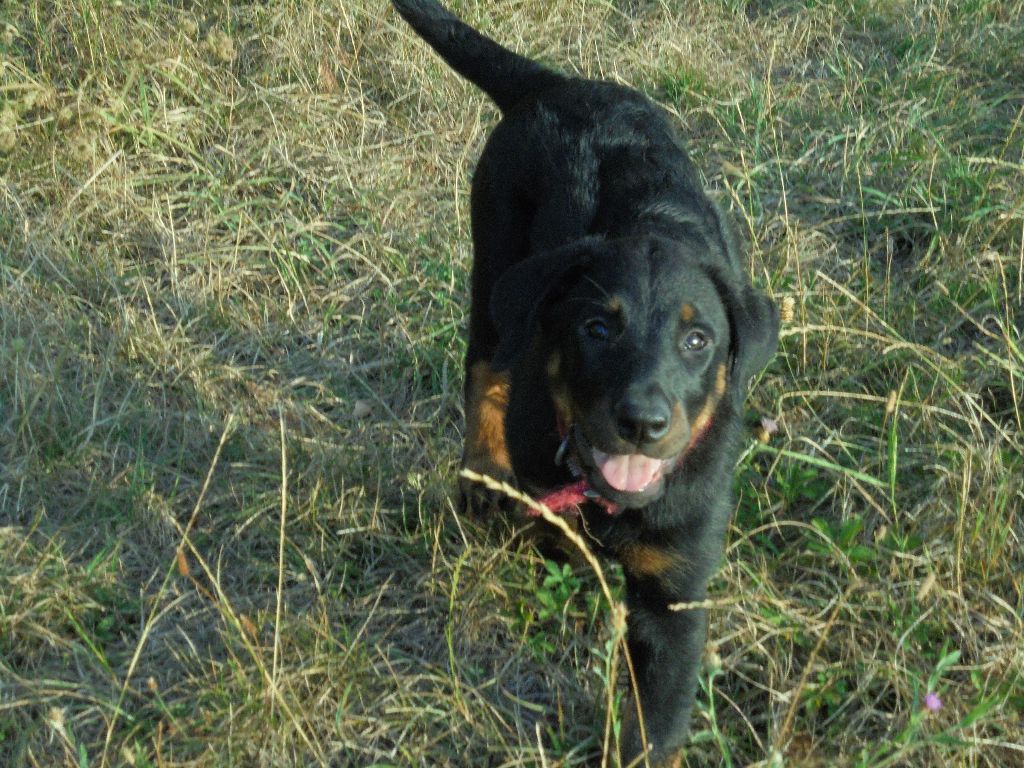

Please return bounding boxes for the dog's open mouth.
[590,449,669,493]
[563,427,680,507]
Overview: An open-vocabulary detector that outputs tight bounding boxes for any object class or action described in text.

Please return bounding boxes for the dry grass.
[1,0,1022,766]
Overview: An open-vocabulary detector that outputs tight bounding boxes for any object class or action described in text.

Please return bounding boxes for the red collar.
[534,479,619,516]
[531,415,714,517]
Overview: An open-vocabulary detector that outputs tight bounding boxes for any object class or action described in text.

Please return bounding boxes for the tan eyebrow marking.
[605,297,623,315]
[680,303,696,322]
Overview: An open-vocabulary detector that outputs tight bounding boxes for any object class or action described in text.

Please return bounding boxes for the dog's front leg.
[619,553,711,768]
[459,360,515,515]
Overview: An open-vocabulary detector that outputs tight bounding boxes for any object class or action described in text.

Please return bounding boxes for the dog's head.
[491,233,778,509]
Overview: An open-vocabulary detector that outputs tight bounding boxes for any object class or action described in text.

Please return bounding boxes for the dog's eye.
[682,330,710,351]
[584,319,611,341]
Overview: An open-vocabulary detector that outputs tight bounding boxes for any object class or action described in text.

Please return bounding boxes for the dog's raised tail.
[392,0,562,112]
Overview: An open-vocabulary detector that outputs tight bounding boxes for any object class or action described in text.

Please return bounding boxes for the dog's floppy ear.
[709,269,780,395]
[489,239,598,371]
[731,285,780,386]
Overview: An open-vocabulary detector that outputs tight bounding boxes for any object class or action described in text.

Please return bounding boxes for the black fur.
[392,2,778,764]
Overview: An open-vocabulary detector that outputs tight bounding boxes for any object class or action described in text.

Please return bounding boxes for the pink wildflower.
[756,415,780,444]
[924,692,942,712]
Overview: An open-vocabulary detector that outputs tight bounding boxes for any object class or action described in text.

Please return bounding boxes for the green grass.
[1,0,1022,765]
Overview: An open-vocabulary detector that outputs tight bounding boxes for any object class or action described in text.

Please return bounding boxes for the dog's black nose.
[615,394,671,444]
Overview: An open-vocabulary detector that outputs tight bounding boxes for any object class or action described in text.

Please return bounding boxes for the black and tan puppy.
[392,1,779,764]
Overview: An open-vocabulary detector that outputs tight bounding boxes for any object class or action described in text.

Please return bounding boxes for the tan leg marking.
[464,361,511,472]
[618,543,684,579]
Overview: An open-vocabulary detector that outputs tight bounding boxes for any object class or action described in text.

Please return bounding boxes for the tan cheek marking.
[690,396,716,437]
[680,303,696,322]
[715,361,727,396]
[689,363,729,441]
[464,361,511,472]
[544,351,576,427]
[663,400,688,445]
[605,297,623,315]
[546,351,561,379]
[618,543,684,578]
[549,384,574,429]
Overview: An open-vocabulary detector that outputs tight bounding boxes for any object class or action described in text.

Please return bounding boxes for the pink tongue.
[592,449,665,492]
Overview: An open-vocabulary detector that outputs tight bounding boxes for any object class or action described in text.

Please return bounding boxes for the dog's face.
[492,235,778,509]
[544,245,730,506]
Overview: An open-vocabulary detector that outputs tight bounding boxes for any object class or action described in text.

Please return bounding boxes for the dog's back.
[393,0,726,271]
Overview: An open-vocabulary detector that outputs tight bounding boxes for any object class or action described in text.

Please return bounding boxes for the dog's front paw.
[458,456,517,517]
